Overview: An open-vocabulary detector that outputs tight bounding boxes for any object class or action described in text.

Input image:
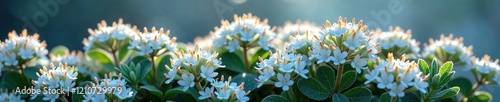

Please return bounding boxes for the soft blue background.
[1,0,499,100]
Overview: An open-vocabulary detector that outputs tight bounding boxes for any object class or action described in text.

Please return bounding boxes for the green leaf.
[438,61,453,77]
[232,73,258,91]
[315,66,335,93]
[339,70,357,92]
[399,92,419,102]
[23,66,42,80]
[141,85,163,98]
[50,45,69,56]
[86,49,113,64]
[343,87,372,102]
[219,52,245,73]
[297,78,329,100]
[448,77,472,95]
[379,92,392,102]
[163,87,184,99]
[262,95,290,102]
[130,56,148,64]
[418,59,429,75]
[281,91,291,100]
[138,59,153,84]
[439,71,455,87]
[430,59,439,76]
[1,72,29,90]
[118,44,132,62]
[156,55,172,85]
[430,86,460,99]
[468,91,492,102]
[333,93,349,102]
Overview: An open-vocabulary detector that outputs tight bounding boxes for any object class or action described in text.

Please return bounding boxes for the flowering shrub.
[0,13,499,102]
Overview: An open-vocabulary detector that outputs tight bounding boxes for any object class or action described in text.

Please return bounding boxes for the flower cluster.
[164,45,224,91]
[273,20,320,49]
[372,27,420,59]
[198,75,250,102]
[0,29,48,71]
[0,91,24,102]
[422,34,473,68]
[128,27,177,56]
[309,17,378,73]
[31,63,78,101]
[212,13,275,52]
[50,51,98,78]
[83,73,134,102]
[470,55,500,83]
[364,54,429,97]
[83,19,138,52]
[255,50,309,91]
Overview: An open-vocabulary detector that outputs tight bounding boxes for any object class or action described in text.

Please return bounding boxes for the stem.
[460,71,484,102]
[287,90,297,102]
[461,83,482,101]
[391,96,398,102]
[150,54,158,87]
[242,43,250,73]
[59,95,69,102]
[333,64,344,93]
[195,79,203,91]
[111,49,121,69]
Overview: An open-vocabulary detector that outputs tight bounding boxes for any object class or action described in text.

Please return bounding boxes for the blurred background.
[1,0,499,99]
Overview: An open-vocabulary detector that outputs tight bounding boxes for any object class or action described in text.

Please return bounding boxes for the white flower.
[413,76,429,93]
[376,71,394,89]
[178,73,195,91]
[331,48,347,65]
[235,89,250,102]
[96,33,110,42]
[294,61,309,79]
[212,13,275,52]
[311,48,331,63]
[472,55,500,74]
[128,27,177,56]
[343,35,362,50]
[201,66,218,82]
[84,19,136,52]
[83,94,107,102]
[165,68,177,84]
[211,79,225,88]
[364,69,380,84]
[351,55,368,73]
[389,83,406,97]
[275,73,294,91]
[279,62,294,73]
[18,47,34,59]
[3,53,18,66]
[59,79,75,92]
[257,67,275,87]
[198,87,214,100]
[184,55,199,66]
[83,73,134,101]
[273,21,320,49]
[215,89,231,99]
[114,88,134,99]
[0,93,25,102]
[42,94,59,102]
[373,27,420,56]
[227,39,240,52]
[422,34,473,68]
[399,73,415,87]
[240,30,254,42]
